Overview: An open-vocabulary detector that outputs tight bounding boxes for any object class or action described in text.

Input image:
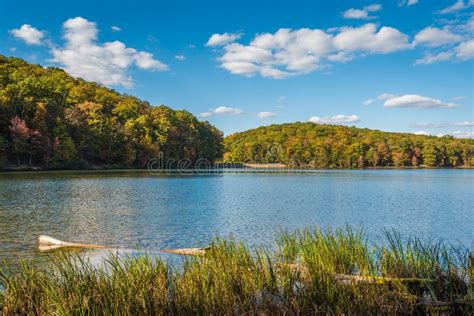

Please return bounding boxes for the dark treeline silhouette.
[0,55,223,169]
[223,123,474,168]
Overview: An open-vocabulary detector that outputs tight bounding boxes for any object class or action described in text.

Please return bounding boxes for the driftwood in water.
[278,263,433,285]
[38,235,112,251]
[160,247,210,256]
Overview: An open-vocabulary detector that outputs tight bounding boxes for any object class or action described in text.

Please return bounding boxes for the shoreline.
[1,164,473,173]
[1,227,471,314]
[0,166,474,174]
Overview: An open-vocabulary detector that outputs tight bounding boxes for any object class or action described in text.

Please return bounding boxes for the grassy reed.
[1,227,472,315]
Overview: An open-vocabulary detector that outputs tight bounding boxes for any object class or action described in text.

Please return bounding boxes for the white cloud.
[333,24,410,53]
[414,51,453,65]
[450,131,474,138]
[414,27,463,47]
[327,51,354,62]
[51,17,168,87]
[454,120,474,127]
[214,106,243,114]
[9,24,44,45]
[212,24,410,79]
[414,130,429,135]
[134,51,167,70]
[257,111,277,118]
[198,106,243,117]
[175,54,186,61]
[398,0,419,7]
[452,96,466,100]
[455,39,474,59]
[412,16,474,65]
[363,99,374,106]
[198,112,213,118]
[377,93,397,100]
[343,9,372,20]
[462,15,474,32]
[342,4,382,20]
[382,94,460,108]
[365,4,383,11]
[111,26,121,32]
[309,114,360,124]
[206,32,243,47]
[438,0,474,14]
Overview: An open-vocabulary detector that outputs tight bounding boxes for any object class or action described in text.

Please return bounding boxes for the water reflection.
[0,170,472,269]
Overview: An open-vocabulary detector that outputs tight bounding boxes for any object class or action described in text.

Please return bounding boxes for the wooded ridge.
[1,55,472,170]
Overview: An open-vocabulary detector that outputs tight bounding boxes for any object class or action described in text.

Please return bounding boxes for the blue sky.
[1,0,473,136]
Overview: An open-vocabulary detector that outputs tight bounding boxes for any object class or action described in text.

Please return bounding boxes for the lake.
[0,169,472,268]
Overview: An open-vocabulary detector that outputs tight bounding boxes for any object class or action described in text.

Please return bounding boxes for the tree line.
[0,55,223,169]
[1,55,472,170]
[223,123,474,168]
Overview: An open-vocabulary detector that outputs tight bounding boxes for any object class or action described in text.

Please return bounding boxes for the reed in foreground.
[1,227,472,314]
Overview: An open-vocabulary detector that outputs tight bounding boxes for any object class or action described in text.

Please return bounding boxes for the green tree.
[421,142,439,167]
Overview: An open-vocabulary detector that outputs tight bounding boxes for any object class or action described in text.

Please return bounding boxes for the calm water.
[0,169,473,268]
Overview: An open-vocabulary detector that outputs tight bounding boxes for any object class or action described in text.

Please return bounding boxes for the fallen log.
[38,235,112,251]
[160,247,210,256]
[278,263,433,285]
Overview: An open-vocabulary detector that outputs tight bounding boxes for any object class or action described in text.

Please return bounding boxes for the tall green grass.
[1,227,472,314]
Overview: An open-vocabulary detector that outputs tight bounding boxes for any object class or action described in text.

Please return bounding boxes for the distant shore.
[1,163,473,173]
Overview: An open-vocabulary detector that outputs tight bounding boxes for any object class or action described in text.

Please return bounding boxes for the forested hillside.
[1,55,472,171]
[0,55,223,169]
[224,123,474,168]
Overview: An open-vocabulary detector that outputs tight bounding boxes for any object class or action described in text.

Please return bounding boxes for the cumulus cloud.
[382,94,460,108]
[414,51,454,65]
[438,0,474,14]
[210,24,410,78]
[363,99,374,106]
[206,32,243,47]
[414,27,463,47]
[333,24,409,53]
[9,24,44,45]
[343,4,382,20]
[175,54,186,61]
[309,114,360,125]
[257,111,277,118]
[111,26,121,32]
[455,39,474,59]
[51,17,168,87]
[412,15,474,64]
[198,106,243,118]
